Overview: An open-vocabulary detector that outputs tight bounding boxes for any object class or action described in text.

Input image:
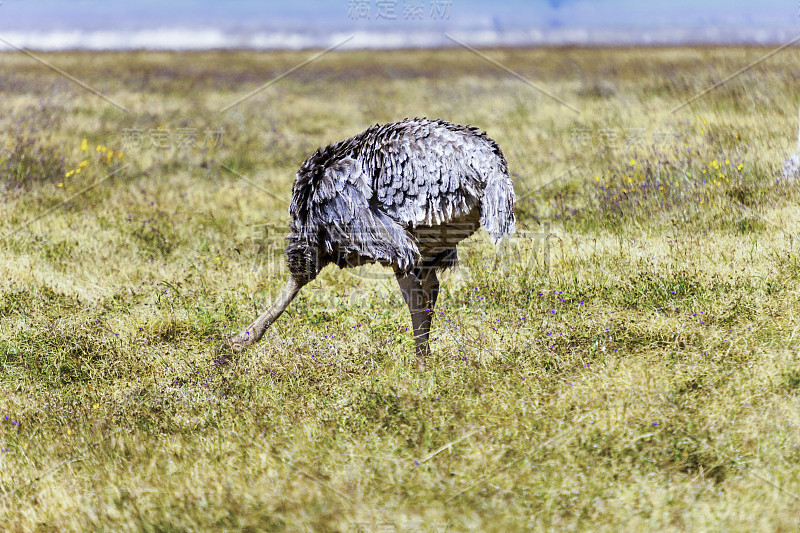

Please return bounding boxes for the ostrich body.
[228,118,516,365]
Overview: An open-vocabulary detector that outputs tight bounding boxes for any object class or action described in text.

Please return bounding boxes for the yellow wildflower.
[57,182,64,187]
[80,139,89,151]
[79,160,88,167]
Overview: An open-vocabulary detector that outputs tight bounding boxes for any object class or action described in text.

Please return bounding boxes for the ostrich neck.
[248,276,303,344]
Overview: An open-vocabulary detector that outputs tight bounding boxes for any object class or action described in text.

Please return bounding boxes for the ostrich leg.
[420,267,439,331]
[396,269,437,368]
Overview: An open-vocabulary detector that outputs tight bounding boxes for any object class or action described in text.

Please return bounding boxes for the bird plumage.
[286,117,515,282]
[227,118,516,366]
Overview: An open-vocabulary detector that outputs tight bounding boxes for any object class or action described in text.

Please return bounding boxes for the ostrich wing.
[371,124,511,235]
[298,157,421,272]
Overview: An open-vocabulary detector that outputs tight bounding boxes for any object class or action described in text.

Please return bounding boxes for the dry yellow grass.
[1,46,800,531]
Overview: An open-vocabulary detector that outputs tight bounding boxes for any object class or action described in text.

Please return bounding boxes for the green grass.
[1,46,800,531]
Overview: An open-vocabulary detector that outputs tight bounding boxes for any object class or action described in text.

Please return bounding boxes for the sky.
[0,0,797,49]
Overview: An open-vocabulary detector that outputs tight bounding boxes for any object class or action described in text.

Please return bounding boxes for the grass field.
[1,45,800,531]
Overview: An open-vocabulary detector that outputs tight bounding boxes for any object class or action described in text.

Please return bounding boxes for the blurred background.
[0,0,797,50]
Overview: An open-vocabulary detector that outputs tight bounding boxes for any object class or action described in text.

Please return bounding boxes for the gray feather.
[286,118,516,282]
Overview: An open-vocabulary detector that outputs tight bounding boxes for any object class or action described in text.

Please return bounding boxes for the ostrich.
[226,118,516,366]
[783,106,800,179]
